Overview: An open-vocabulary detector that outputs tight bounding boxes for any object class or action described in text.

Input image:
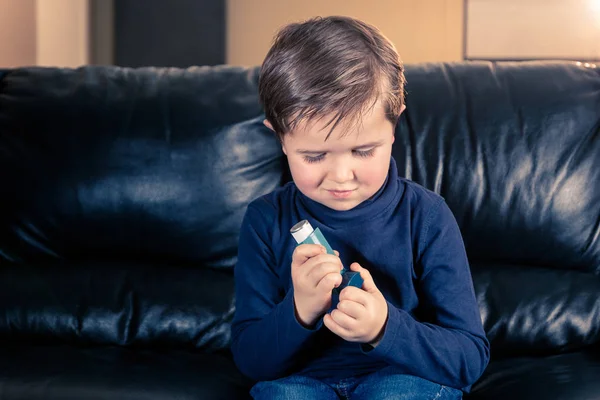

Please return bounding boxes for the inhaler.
[290,220,364,301]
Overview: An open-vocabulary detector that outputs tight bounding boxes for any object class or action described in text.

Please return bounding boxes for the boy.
[231,16,489,399]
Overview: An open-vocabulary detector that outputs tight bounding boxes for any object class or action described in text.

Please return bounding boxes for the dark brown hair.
[259,16,406,140]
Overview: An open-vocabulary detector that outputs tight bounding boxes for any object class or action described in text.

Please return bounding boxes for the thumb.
[349,262,379,294]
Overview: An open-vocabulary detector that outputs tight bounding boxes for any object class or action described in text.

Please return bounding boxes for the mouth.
[327,189,355,199]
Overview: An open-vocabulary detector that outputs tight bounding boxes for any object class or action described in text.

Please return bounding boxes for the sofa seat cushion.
[469,350,600,400]
[0,262,235,351]
[0,344,252,400]
[472,264,600,358]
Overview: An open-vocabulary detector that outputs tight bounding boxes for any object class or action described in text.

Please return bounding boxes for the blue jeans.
[250,366,463,399]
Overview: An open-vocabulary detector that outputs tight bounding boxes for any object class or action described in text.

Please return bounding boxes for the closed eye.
[303,153,326,164]
[353,148,375,158]
[302,148,376,163]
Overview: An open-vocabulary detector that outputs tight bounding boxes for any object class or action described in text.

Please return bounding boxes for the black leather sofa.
[0,61,598,399]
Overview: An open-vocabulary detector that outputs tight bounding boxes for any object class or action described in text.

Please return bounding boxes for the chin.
[322,200,361,211]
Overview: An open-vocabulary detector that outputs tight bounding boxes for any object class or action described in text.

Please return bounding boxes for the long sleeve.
[231,202,322,381]
[363,198,490,390]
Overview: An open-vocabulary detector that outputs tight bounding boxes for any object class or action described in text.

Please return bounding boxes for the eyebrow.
[296,140,385,154]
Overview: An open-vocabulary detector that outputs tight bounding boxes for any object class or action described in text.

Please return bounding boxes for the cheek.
[360,156,390,186]
[288,158,321,189]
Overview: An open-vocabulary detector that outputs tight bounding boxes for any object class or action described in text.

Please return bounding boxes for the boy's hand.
[323,262,388,346]
[291,244,343,327]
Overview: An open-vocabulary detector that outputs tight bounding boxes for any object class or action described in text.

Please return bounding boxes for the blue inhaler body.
[290,220,364,305]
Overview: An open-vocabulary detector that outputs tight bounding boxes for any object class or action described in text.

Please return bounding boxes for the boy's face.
[268,102,404,211]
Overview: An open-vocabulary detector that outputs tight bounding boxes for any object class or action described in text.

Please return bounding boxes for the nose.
[328,161,355,184]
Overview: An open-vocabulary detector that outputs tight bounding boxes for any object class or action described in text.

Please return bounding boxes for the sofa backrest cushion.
[394,62,600,274]
[0,66,284,269]
[1,62,598,356]
[391,62,600,359]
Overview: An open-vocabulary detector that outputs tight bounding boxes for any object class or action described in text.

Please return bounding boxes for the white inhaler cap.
[290,220,314,244]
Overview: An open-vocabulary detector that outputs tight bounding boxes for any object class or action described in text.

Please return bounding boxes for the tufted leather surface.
[0,344,252,400]
[0,66,284,267]
[0,262,236,351]
[469,349,600,400]
[0,61,599,399]
[472,264,600,358]
[393,62,600,273]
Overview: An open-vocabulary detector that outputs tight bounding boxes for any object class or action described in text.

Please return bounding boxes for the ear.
[263,119,274,131]
[264,119,288,155]
[391,105,407,145]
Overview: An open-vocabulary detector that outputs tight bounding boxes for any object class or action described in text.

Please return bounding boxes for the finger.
[306,261,343,286]
[302,252,343,276]
[293,251,336,281]
[316,272,343,292]
[330,308,357,329]
[302,253,342,270]
[337,299,366,319]
[292,244,326,266]
[323,313,353,339]
[333,250,339,257]
[339,286,371,307]
[349,262,379,294]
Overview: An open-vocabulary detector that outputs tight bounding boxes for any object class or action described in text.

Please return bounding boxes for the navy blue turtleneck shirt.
[231,158,489,391]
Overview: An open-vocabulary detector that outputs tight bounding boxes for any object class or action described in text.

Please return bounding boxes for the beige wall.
[0,0,37,67]
[466,0,600,60]
[3,0,464,68]
[36,0,90,67]
[227,0,464,66]
[0,0,90,68]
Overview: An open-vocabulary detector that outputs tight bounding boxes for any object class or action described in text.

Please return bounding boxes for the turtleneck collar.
[296,157,402,228]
